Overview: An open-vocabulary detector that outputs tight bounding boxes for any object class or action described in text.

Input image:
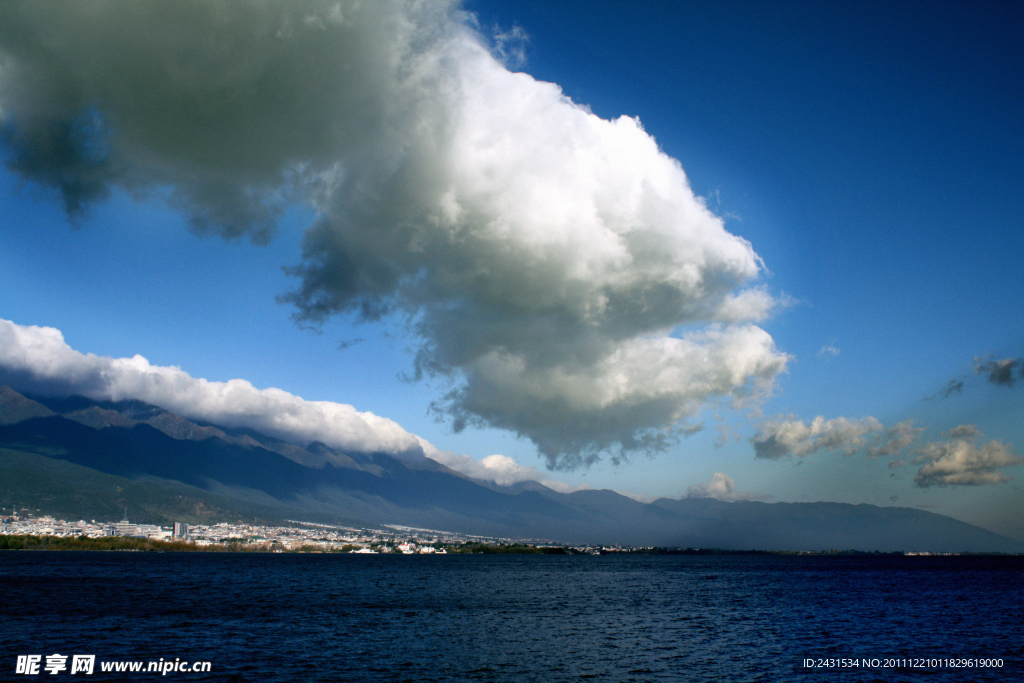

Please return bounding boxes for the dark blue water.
[1,552,1020,682]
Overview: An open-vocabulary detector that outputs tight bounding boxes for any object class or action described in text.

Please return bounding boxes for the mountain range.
[1,385,1020,552]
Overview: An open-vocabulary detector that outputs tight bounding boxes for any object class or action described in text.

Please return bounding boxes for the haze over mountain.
[1,386,1019,553]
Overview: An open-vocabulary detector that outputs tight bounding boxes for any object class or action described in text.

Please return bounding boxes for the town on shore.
[2,508,985,557]
[0,509,603,554]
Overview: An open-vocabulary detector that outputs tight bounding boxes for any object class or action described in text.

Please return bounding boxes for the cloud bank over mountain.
[0,0,787,467]
[0,318,428,457]
[0,318,612,492]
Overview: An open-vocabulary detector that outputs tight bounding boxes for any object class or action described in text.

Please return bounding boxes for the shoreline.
[2,535,1020,556]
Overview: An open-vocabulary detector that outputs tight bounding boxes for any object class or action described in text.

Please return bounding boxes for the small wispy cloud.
[337,338,364,350]
[490,24,529,68]
[975,355,1023,388]
[867,421,925,457]
[685,472,764,501]
[713,419,741,448]
[817,344,840,358]
[925,379,964,400]
[926,351,1023,400]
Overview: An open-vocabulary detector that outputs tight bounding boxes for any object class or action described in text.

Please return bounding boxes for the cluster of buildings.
[0,511,189,541]
[0,509,518,552]
[182,519,451,551]
[179,519,503,552]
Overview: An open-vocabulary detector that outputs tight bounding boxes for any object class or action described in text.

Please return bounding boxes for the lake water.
[1,552,1021,681]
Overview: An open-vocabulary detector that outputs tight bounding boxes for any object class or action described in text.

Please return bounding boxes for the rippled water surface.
[2,552,1021,681]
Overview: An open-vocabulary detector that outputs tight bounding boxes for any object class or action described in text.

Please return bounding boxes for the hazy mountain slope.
[1,386,1021,551]
[650,498,1021,552]
[0,406,598,537]
[0,447,294,526]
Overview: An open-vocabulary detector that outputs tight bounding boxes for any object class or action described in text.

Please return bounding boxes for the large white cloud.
[0,1,788,467]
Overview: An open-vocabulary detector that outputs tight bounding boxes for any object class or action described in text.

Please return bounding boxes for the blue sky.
[1,1,1021,537]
